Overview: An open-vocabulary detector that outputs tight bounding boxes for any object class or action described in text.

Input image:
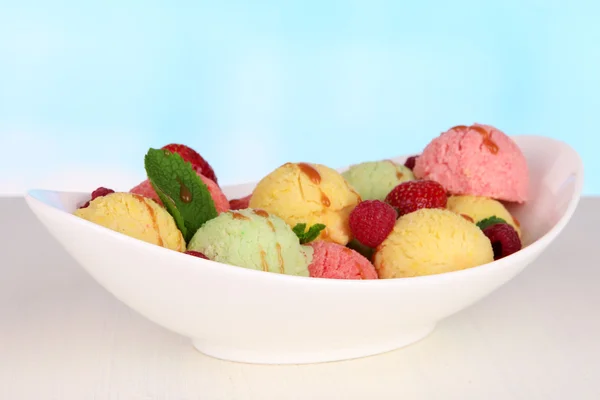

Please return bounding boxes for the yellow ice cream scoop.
[374,208,493,278]
[249,162,361,245]
[446,195,521,237]
[74,192,186,252]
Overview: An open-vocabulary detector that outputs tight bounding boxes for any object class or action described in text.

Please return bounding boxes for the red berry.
[162,143,218,184]
[79,187,115,208]
[349,200,397,248]
[385,180,447,217]
[404,155,419,170]
[185,250,209,260]
[482,223,522,260]
[91,187,115,199]
[229,194,252,210]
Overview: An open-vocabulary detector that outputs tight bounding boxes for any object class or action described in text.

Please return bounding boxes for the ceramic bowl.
[25,135,584,365]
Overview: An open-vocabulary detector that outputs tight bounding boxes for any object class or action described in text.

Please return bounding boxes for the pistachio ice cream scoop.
[342,160,414,201]
[188,208,313,276]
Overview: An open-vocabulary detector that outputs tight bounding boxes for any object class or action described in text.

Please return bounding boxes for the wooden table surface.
[1,196,599,400]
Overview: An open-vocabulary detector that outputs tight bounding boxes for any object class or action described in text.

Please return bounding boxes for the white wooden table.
[1,197,599,400]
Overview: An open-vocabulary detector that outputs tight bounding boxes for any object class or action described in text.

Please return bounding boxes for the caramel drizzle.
[231,211,250,221]
[275,243,284,274]
[298,163,321,184]
[513,216,521,228]
[450,125,468,132]
[252,209,275,231]
[132,195,163,246]
[298,162,331,208]
[260,248,269,272]
[347,183,361,202]
[450,125,499,154]
[470,125,499,155]
[385,159,404,180]
[176,177,192,203]
[461,214,475,223]
[253,209,269,218]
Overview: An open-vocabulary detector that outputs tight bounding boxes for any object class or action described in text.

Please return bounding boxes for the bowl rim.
[25,134,585,287]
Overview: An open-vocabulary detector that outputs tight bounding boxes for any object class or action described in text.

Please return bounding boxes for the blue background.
[0,1,597,194]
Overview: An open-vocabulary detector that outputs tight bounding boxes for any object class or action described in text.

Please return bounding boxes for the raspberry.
[482,223,522,260]
[162,143,218,184]
[404,155,419,170]
[229,194,252,210]
[349,200,397,248]
[185,250,209,259]
[91,187,115,199]
[385,180,447,217]
[79,187,115,208]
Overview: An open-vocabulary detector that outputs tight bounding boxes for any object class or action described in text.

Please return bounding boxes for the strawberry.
[385,180,447,216]
[162,144,218,184]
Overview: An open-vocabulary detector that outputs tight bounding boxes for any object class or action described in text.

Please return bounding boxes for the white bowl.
[25,135,584,365]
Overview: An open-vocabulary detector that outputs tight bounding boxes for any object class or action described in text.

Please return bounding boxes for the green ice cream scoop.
[188,208,313,276]
[342,161,415,201]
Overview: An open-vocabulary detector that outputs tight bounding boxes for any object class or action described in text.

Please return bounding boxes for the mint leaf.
[292,223,307,239]
[154,185,187,239]
[476,216,507,230]
[304,224,326,243]
[293,223,326,244]
[347,238,374,260]
[144,148,218,243]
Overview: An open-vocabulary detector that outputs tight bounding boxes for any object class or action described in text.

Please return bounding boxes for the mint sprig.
[144,148,218,243]
[476,216,507,230]
[293,223,326,244]
[346,238,374,260]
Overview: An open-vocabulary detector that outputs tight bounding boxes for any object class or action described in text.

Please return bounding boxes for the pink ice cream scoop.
[413,123,529,203]
[130,173,230,213]
[308,240,378,280]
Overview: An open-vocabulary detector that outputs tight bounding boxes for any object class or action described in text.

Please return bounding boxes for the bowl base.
[191,324,436,365]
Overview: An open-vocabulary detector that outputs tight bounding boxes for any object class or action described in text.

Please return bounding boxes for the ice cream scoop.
[130,172,230,214]
[342,160,415,201]
[73,192,186,252]
[414,124,528,203]
[374,208,493,278]
[249,162,361,245]
[187,208,313,276]
[307,240,377,279]
[447,195,521,237]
